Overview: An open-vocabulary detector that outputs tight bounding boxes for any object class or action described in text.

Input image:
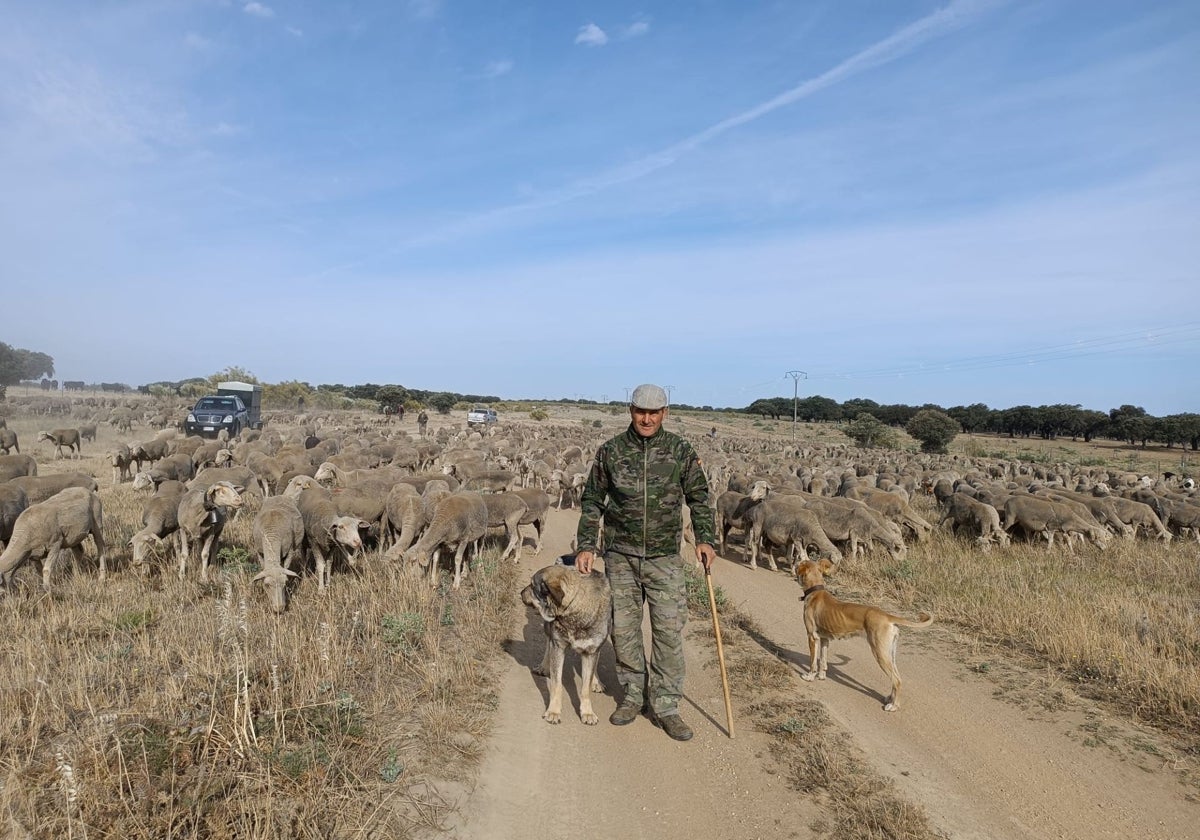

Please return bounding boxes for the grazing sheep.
[9,473,99,504]
[38,428,82,459]
[246,450,285,496]
[0,429,18,454]
[129,439,170,472]
[854,487,933,541]
[78,423,98,443]
[176,480,245,582]
[106,445,134,484]
[0,485,30,551]
[512,488,551,555]
[479,491,529,561]
[1003,495,1111,549]
[381,483,426,558]
[0,453,38,482]
[1105,496,1172,541]
[797,495,907,560]
[0,487,107,591]
[403,491,488,589]
[132,453,197,491]
[715,480,770,554]
[1161,499,1200,542]
[937,492,1010,547]
[128,484,187,574]
[252,496,304,613]
[744,496,842,571]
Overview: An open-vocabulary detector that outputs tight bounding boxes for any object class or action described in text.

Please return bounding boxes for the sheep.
[381,483,426,558]
[9,473,99,504]
[853,487,933,541]
[479,491,529,561]
[1104,496,1172,541]
[132,453,197,491]
[0,487,107,591]
[245,450,285,496]
[330,485,387,541]
[252,496,304,613]
[512,488,551,555]
[1161,499,1200,542]
[743,496,842,571]
[715,480,771,555]
[292,484,367,592]
[0,485,30,551]
[0,453,38,482]
[795,495,907,560]
[128,439,170,472]
[0,429,18,454]
[397,471,460,493]
[937,492,1010,548]
[38,428,82,459]
[402,491,488,589]
[106,444,134,484]
[176,480,245,582]
[128,483,187,574]
[1003,495,1112,550]
[78,423,98,443]
[461,469,518,493]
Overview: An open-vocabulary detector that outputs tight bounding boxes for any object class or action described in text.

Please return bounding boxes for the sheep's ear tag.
[208,509,220,525]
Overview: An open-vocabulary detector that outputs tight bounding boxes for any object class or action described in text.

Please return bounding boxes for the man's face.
[630,406,667,437]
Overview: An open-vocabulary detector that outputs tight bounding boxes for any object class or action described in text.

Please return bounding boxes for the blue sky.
[2,0,1197,414]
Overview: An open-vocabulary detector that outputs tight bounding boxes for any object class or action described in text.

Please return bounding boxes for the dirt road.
[447,508,1198,840]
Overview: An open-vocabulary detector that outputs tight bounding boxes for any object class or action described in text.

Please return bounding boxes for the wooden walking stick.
[705,564,735,738]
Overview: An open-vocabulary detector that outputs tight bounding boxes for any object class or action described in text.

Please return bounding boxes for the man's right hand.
[575,550,595,574]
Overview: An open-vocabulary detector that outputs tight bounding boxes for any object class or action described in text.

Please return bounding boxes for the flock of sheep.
[0,400,1196,618]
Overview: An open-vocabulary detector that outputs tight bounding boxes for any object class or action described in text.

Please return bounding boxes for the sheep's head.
[283,475,318,499]
[129,533,165,571]
[253,565,298,614]
[131,473,155,492]
[314,462,337,485]
[329,516,365,559]
[748,480,771,501]
[207,481,244,510]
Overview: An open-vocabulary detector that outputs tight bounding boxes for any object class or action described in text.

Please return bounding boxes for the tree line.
[743,396,1200,450]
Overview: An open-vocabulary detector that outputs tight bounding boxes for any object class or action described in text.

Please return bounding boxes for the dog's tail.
[893,611,933,628]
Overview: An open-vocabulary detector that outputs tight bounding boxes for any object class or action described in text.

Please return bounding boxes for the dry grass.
[0,405,519,839]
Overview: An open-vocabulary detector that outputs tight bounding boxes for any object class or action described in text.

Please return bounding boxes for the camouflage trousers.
[604,550,688,716]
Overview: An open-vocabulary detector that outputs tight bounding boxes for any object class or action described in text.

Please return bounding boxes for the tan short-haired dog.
[795,558,933,711]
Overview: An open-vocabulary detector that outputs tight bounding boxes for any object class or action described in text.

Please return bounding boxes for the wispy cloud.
[285,25,303,38]
[575,23,608,47]
[183,32,211,50]
[243,3,275,20]
[409,0,443,20]
[481,59,514,79]
[623,20,650,39]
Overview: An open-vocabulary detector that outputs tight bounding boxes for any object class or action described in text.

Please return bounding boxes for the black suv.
[185,395,250,438]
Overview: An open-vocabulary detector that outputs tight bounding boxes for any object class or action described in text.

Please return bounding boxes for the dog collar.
[802,584,825,600]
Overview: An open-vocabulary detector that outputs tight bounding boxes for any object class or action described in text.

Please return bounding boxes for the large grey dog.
[521,564,612,725]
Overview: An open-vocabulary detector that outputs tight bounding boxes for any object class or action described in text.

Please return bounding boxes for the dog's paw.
[581,711,600,725]
[533,667,549,678]
[883,701,898,712]
[800,671,816,682]
[543,711,562,724]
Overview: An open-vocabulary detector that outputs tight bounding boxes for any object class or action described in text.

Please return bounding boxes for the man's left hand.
[696,543,716,572]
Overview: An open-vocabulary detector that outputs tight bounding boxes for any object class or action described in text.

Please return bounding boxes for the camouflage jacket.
[576,425,716,558]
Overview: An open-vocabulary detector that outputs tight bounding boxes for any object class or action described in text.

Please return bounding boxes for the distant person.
[574,384,717,742]
[417,409,429,437]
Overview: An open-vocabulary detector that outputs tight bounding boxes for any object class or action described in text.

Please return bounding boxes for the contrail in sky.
[306,0,1005,277]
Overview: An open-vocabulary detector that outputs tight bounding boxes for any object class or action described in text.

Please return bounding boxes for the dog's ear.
[531,570,552,603]
[819,558,837,575]
[543,572,568,607]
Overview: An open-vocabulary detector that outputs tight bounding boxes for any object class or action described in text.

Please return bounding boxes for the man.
[575,383,717,741]
[417,409,429,437]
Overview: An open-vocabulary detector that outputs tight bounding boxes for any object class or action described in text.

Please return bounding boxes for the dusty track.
[448,508,1198,840]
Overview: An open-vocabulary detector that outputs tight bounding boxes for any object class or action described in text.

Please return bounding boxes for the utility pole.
[785,370,807,444]
[623,386,631,404]
[664,385,675,407]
